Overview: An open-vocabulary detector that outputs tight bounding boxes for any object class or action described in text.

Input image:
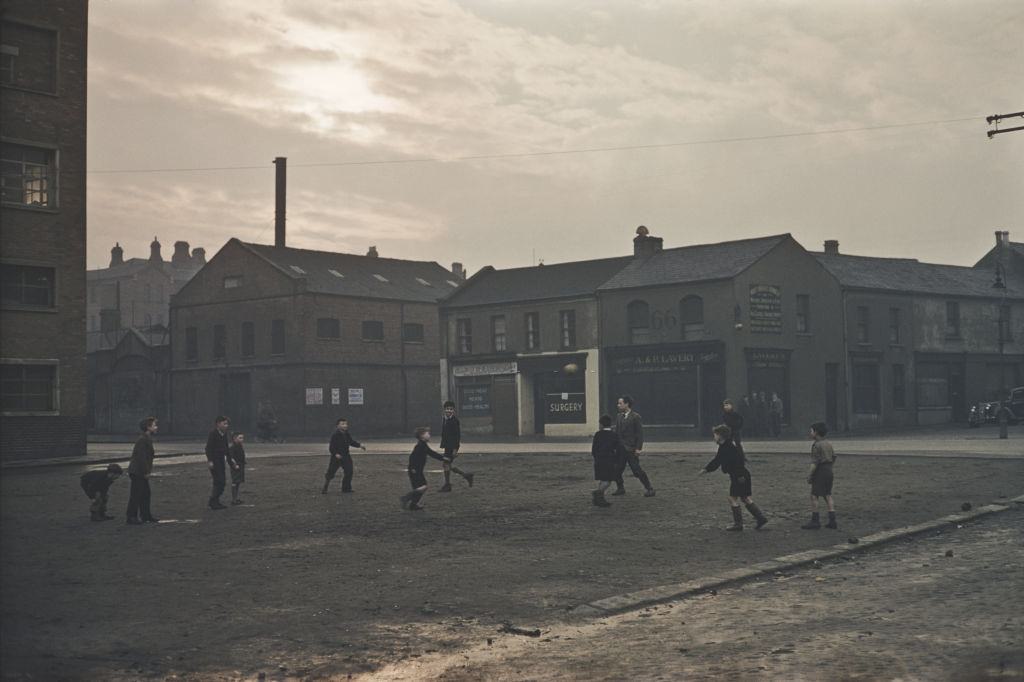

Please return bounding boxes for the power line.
[86,115,981,175]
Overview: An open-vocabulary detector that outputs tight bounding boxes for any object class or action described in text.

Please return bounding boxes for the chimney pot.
[451,262,465,279]
[149,236,163,262]
[191,247,206,265]
[633,227,663,258]
[367,246,379,258]
[110,242,124,267]
[996,230,1010,247]
[172,240,191,266]
[824,240,840,256]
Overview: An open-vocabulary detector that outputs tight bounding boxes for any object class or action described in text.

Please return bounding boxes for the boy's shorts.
[231,465,245,485]
[408,469,427,489]
[728,469,753,498]
[442,447,457,463]
[811,470,833,497]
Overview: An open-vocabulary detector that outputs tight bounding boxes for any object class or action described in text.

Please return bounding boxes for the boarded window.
[316,318,340,339]
[362,320,384,341]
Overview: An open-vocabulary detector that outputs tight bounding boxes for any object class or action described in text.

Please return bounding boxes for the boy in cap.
[80,463,123,521]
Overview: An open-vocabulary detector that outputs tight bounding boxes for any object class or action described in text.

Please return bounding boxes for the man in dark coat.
[439,400,473,492]
[126,417,159,524]
[81,463,123,521]
[322,417,365,494]
[612,395,655,497]
[205,416,231,510]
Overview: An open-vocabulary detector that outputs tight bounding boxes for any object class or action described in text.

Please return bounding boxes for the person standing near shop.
[612,395,655,497]
[205,416,230,510]
[770,392,784,437]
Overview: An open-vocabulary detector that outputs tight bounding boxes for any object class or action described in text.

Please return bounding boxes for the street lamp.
[992,263,1009,439]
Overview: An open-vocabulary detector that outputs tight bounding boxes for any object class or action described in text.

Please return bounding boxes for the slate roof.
[442,255,634,308]
[237,240,459,303]
[87,258,201,283]
[597,234,789,292]
[815,253,1024,299]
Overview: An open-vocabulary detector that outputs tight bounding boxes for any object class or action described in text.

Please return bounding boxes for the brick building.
[169,239,462,437]
[0,1,88,460]
[441,255,631,436]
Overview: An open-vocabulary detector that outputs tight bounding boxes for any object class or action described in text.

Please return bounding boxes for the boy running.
[322,417,365,494]
[698,424,768,531]
[802,422,838,529]
[439,400,474,491]
[400,427,445,511]
[612,395,655,497]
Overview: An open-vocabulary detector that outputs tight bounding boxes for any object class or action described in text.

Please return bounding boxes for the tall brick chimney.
[110,242,124,266]
[172,240,191,266]
[996,230,1010,247]
[824,240,840,256]
[451,262,466,279]
[191,247,206,265]
[633,225,663,258]
[149,236,163,262]
[367,246,379,258]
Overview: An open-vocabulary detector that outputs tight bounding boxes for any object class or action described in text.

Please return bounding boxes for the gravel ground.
[1,449,1021,680]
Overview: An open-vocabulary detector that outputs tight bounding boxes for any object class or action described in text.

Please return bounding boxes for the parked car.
[968,386,1024,427]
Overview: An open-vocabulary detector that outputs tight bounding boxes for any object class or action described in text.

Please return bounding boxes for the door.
[219,373,252,431]
[492,375,518,436]
[533,372,548,435]
[825,363,839,429]
[950,366,966,422]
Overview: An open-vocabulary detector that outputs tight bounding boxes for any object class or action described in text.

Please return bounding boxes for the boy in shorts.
[400,426,445,511]
[80,463,123,521]
[439,401,473,491]
[802,422,837,529]
[227,432,246,505]
[698,424,768,531]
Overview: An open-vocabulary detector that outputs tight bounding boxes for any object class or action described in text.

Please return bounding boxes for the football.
[562,363,579,375]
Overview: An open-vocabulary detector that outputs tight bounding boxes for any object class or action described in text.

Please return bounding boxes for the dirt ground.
[2,449,1022,680]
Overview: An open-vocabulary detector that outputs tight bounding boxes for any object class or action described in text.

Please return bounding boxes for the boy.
[322,417,366,494]
[227,432,246,505]
[591,415,626,507]
[613,395,655,497]
[80,462,123,521]
[698,424,768,531]
[400,426,445,511]
[802,422,838,529]
[205,415,230,510]
[126,416,159,525]
[439,400,474,492]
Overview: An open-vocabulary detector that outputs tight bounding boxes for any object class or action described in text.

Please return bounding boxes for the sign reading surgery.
[545,392,586,424]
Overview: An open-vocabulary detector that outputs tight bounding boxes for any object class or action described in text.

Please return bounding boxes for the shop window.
[1,362,56,412]
[403,323,424,343]
[457,378,490,416]
[185,327,198,362]
[525,312,540,351]
[559,310,576,350]
[852,363,880,414]
[1,263,55,308]
[856,306,870,343]
[362,320,385,341]
[241,321,255,357]
[1,142,56,208]
[680,296,704,339]
[271,319,285,356]
[892,364,906,408]
[627,300,650,344]
[456,319,472,354]
[889,307,902,344]
[945,301,960,338]
[491,315,507,352]
[213,324,226,360]
[795,294,810,333]
[317,317,341,339]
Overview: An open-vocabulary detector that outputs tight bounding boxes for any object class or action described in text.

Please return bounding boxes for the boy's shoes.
[126,518,143,525]
[142,516,160,523]
[465,473,475,488]
[341,489,353,494]
[439,483,453,493]
[801,512,821,530]
[231,499,244,505]
[591,490,612,507]
[745,503,769,530]
[726,506,744,531]
[644,488,656,497]
[825,512,838,529]
[209,500,226,510]
[320,485,329,495]
[399,494,410,510]
[611,488,626,496]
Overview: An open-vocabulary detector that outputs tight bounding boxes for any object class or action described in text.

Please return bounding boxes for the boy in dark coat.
[126,416,159,525]
[439,400,473,492]
[591,415,626,507]
[698,424,768,531]
[322,417,365,494]
[80,463,123,521]
[802,422,838,529]
[400,426,445,511]
[205,416,230,510]
[612,395,655,497]
[227,432,246,505]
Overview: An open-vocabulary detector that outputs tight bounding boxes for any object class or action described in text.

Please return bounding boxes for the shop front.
[451,361,518,436]
[517,353,592,436]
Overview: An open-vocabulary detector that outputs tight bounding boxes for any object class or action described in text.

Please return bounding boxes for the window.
[795,294,810,333]
[559,310,576,350]
[0,22,57,92]
[223,276,242,289]
[362,320,384,341]
[856,306,870,343]
[945,301,960,338]
[403,322,425,343]
[1,142,56,208]
[893,364,906,408]
[999,304,1013,342]
[525,312,540,351]
[889,308,902,344]
[185,327,198,362]
[271,319,285,356]
[1,363,56,412]
[456,318,472,354]
[491,315,507,352]
[627,300,650,344]
[1,263,54,308]
[213,324,226,360]
[852,363,880,414]
[916,362,950,407]
[446,280,460,288]
[241,321,255,357]
[680,295,704,338]
[316,317,341,339]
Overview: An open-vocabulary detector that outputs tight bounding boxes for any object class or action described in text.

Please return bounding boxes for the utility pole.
[986,111,1024,138]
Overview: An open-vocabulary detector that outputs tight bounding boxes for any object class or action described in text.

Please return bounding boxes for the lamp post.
[993,264,1009,439]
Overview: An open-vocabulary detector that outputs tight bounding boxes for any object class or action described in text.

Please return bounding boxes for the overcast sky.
[86,0,1023,273]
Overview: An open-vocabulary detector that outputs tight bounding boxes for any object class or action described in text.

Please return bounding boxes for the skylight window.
[373,274,389,282]
[289,265,306,274]
[415,277,432,286]
[328,269,345,278]
[446,280,460,288]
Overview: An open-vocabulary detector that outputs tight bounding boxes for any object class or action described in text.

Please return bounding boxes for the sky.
[86,0,1024,274]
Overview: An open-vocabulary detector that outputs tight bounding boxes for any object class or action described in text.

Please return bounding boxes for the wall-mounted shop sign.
[452,361,518,377]
[611,350,721,375]
[545,392,586,424]
[749,284,782,333]
[747,348,790,368]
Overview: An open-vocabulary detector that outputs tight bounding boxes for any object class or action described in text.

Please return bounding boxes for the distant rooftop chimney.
[172,240,191,266]
[824,240,840,256]
[367,246,379,258]
[633,225,663,258]
[110,242,124,267]
[996,230,1010,247]
[451,262,465,279]
[274,156,287,247]
[191,247,206,265]
[149,236,163,262]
